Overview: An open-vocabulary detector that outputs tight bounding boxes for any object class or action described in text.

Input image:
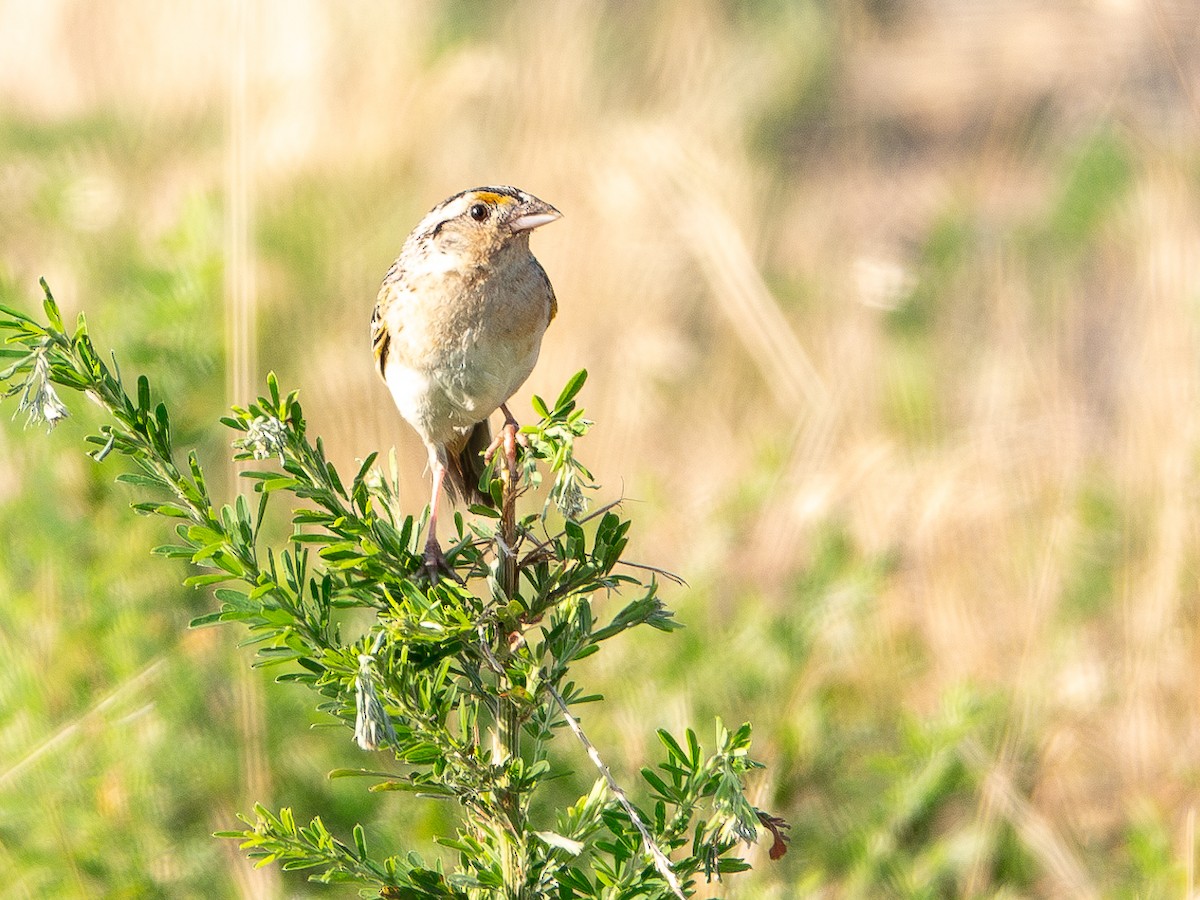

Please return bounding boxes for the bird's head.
[408,186,561,270]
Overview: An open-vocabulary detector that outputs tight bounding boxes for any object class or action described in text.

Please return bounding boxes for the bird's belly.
[386,329,541,448]
[461,325,541,410]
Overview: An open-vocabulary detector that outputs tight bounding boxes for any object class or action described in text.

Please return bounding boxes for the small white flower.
[553,470,588,521]
[15,347,69,432]
[353,651,396,752]
[234,415,288,463]
[362,464,384,492]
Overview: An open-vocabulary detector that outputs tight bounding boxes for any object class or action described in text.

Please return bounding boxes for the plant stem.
[497,427,524,897]
[549,686,686,899]
[499,425,520,602]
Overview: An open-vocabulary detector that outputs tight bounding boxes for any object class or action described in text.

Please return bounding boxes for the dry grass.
[4,0,1200,895]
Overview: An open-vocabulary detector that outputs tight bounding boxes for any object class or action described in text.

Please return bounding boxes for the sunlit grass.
[2,0,1199,895]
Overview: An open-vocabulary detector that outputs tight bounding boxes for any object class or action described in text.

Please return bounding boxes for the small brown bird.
[371,186,561,578]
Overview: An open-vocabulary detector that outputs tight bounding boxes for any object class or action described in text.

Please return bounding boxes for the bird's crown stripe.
[469,190,516,206]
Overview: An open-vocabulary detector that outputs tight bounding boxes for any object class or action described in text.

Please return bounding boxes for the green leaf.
[214,588,252,606]
[728,721,753,754]
[657,729,688,766]
[184,572,237,587]
[154,402,171,452]
[137,375,150,414]
[191,541,227,564]
[686,728,701,768]
[353,451,378,487]
[327,768,404,780]
[325,461,346,498]
[290,533,334,545]
[0,301,37,324]
[40,279,64,331]
[132,502,192,519]
[640,767,677,801]
[151,544,196,558]
[368,781,456,797]
[556,868,594,892]
[188,612,225,628]
[401,743,442,764]
[0,349,34,381]
[554,369,588,412]
[259,477,300,493]
[115,472,167,489]
[718,857,752,873]
[188,450,209,502]
[352,823,367,861]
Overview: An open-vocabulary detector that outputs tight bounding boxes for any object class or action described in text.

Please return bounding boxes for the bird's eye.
[468,203,489,222]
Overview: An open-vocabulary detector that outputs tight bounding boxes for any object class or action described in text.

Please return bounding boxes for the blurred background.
[1,0,1199,896]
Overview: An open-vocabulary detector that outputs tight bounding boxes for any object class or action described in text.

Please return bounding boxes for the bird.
[371,185,561,579]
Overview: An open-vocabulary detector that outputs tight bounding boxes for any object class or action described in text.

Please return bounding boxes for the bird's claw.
[422,537,464,586]
[483,420,525,468]
[483,405,526,493]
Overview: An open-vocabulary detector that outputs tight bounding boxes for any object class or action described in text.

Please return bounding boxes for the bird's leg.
[422,463,463,584]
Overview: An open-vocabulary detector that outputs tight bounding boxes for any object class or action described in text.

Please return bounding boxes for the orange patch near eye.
[470,191,514,207]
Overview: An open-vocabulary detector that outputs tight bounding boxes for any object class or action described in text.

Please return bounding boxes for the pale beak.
[508,197,562,234]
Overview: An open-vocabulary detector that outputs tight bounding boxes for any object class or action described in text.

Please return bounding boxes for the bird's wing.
[532,256,557,323]
[371,271,400,380]
[370,304,390,379]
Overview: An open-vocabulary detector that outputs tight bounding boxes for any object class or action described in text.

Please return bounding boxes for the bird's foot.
[421,535,464,586]
[483,405,525,476]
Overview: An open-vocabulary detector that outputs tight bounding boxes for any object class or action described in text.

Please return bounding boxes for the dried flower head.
[353,651,396,752]
[553,470,588,520]
[12,345,69,432]
[234,415,288,464]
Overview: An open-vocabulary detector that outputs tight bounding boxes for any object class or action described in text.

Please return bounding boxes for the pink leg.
[422,463,461,583]
[484,403,526,467]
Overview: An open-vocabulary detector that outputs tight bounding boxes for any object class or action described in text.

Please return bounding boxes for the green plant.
[0,280,786,898]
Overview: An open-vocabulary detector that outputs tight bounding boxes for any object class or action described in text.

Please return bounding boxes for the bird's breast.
[383,250,553,447]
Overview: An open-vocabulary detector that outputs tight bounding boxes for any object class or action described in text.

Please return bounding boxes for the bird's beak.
[508,197,562,234]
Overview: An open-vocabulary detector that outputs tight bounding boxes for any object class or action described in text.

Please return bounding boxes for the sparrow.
[371,185,561,579]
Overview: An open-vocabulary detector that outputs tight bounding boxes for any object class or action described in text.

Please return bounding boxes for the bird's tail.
[443,420,493,508]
